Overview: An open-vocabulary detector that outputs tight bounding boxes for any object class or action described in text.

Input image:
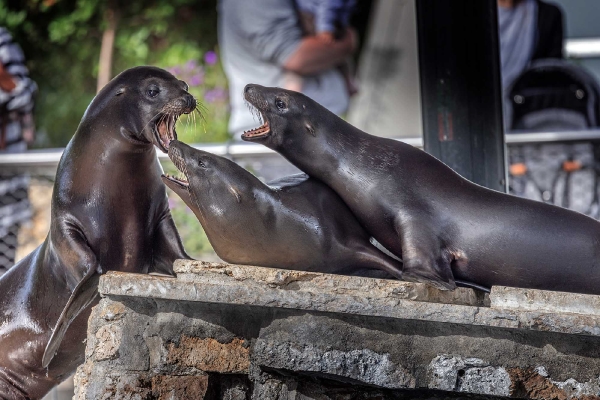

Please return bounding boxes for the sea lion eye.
[275,99,286,111]
[147,88,159,97]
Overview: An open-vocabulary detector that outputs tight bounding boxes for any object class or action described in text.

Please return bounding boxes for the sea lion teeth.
[243,121,270,138]
[162,171,189,188]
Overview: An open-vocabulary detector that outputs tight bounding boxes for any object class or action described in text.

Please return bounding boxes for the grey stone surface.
[253,339,416,389]
[94,324,122,361]
[173,260,488,306]
[75,260,600,399]
[428,356,510,396]
[460,367,510,396]
[491,285,600,316]
[99,261,600,338]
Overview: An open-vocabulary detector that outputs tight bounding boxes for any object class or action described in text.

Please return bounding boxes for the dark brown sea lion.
[242,84,600,295]
[161,140,404,279]
[0,66,194,399]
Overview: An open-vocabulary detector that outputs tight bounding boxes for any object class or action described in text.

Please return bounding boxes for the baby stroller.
[506,59,600,219]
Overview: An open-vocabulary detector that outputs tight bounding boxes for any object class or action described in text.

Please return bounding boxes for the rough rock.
[254,339,415,389]
[74,261,600,399]
[94,324,122,361]
[166,336,250,373]
[151,375,209,399]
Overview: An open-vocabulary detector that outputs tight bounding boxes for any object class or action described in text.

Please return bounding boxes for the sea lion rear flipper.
[42,269,100,368]
[149,213,191,276]
[356,242,404,280]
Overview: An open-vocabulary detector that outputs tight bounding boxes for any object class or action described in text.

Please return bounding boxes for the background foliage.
[1,0,230,257]
[1,0,230,148]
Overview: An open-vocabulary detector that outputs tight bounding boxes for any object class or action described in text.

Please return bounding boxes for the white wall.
[347,0,422,139]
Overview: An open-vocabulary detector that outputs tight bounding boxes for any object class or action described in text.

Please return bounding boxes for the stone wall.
[75,261,600,399]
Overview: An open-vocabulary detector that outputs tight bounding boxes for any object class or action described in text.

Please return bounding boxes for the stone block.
[151,375,209,400]
[254,339,415,389]
[491,286,600,316]
[94,324,122,361]
[166,336,250,374]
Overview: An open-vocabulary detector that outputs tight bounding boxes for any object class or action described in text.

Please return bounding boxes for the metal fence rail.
[4,131,600,169]
[2,129,600,262]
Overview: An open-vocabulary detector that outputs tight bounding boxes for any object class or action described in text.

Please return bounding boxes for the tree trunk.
[97,2,119,93]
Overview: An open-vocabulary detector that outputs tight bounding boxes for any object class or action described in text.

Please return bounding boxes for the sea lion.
[0,66,193,399]
[242,84,600,295]
[161,140,404,279]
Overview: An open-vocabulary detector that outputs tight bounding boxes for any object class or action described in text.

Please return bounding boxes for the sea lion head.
[162,140,249,217]
[84,66,197,153]
[241,84,321,149]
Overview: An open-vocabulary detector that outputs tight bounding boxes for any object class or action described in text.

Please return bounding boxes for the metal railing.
[565,37,600,59]
[3,131,600,169]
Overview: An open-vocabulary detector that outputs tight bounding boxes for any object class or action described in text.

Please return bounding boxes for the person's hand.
[316,31,336,44]
[340,28,358,53]
[22,113,35,145]
[284,27,358,75]
[23,127,35,144]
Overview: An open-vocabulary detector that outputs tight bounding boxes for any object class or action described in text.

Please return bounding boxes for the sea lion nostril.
[186,95,196,111]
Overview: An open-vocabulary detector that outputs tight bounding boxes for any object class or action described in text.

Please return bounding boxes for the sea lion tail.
[42,272,101,368]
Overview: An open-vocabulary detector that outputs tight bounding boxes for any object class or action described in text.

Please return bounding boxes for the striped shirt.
[0,27,37,152]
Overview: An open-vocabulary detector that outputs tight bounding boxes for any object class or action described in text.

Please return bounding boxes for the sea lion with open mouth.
[241,83,600,295]
[162,140,404,279]
[0,66,194,399]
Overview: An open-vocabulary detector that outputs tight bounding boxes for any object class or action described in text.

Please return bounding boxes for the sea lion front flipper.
[42,267,100,368]
[398,221,456,291]
[149,213,191,277]
[42,224,101,368]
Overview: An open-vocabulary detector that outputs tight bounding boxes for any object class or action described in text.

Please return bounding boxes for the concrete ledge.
[490,285,600,316]
[76,260,600,399]
[100,261,600,338]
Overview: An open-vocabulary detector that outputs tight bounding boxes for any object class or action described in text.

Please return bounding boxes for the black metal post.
[416,0,506,192]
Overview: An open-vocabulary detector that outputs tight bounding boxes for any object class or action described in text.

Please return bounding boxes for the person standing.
[497,0,564,92]
[0,27,37,274]
[283,0,358,95]
[218,0,357,139]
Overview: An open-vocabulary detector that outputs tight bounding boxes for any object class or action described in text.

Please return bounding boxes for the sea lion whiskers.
[245,101,260,124]
[194,103,207,134]
[195,98,208,113]
[246,99,266,125]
